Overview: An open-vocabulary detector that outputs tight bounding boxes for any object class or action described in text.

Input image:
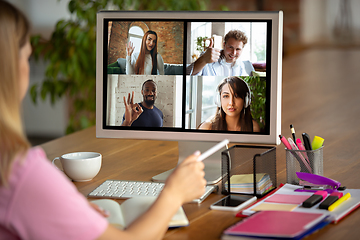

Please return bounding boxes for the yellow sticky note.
[250,203,298,212]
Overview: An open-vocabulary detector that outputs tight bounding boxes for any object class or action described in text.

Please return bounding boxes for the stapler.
[295,172,344,193]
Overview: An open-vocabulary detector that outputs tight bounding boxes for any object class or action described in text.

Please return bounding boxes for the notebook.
[91,197,188,230]
[241,184,360,223]
[223,210,329,239]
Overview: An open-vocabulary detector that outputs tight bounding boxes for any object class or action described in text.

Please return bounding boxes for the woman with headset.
[126,30,164,75]
[198,76,260,132]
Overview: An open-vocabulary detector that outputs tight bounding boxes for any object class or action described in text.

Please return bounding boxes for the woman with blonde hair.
[199,76,260,132]
[126,30,164,75]
[0,2,205,239]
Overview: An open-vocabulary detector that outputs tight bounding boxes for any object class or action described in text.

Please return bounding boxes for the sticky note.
[265,194,310,205]
[250,202,298,212]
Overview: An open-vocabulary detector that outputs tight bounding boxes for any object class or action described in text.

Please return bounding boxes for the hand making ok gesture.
[121,91,143,126]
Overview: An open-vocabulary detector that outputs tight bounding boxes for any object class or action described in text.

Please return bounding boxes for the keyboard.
[88,180,216,203]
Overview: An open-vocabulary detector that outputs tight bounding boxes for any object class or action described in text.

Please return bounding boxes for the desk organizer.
[286,146,324,185]
[220,145,277,198]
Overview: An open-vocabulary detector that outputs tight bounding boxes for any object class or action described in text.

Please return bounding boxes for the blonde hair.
[0,1,31,186]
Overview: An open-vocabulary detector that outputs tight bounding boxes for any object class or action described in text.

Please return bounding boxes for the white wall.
[9,0,71,137]
[301,0,360,45]
[107,75,182,128]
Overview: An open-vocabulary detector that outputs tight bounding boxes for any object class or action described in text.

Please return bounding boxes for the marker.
[296,138,309,164]
[328,192,351,211]
[288,138,312,173]
[197,139,229,162]
[319,192,343,210]
[279,135,292,150]
[312,136,324,150]
[302,133,312,151]
[290,124,296,142]
[302,190,327,208]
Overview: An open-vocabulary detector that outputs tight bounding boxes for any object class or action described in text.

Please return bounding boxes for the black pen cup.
[285,146,324,185]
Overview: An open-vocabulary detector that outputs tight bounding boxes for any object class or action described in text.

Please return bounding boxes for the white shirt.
[186,54,255,77]
[126,52,164,75]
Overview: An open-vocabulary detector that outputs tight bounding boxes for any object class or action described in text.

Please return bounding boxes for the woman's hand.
[163,151,206,204]
[121,91,143,126]
[126,41,135,57]
[89,202,109,218]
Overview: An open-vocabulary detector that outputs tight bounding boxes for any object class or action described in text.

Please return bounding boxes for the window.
[185,76,220,129]
[225,22,267,62]
[189,22,267,63]
[128,26,144,53]
[190,22,212,61]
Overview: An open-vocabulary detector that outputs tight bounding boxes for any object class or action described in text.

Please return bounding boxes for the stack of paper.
[226,173,273,195]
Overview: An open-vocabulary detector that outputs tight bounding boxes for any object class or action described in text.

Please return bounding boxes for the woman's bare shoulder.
[198,121,212,130]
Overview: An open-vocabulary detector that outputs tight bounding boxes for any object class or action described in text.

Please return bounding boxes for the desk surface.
[41,49,360,239]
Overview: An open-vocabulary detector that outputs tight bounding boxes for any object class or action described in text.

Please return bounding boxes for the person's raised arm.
[191,38,221,75]
[125,41,135,75]
[97,152,206,240]
[121,91,143,126]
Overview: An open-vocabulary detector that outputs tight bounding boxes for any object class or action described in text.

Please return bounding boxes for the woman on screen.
[126,30,165,75]
[198,76,260,132]
[0,2,205,239]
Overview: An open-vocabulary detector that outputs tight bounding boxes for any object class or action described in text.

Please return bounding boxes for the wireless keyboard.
[88,180,216,203]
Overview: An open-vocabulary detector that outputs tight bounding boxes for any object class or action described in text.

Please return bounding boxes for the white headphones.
[214,77,251,109]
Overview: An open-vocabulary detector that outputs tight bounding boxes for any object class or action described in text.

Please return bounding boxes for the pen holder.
[286,146,323,185]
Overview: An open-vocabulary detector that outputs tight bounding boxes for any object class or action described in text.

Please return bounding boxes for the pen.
[290,124,296,142]
[328,192,351,211]
[288,138,312,173]
[302,133,312,151]
[197,139,229,162]
[296,138,309,164]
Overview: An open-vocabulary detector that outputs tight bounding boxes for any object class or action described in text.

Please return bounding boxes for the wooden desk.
[41,49,360,239]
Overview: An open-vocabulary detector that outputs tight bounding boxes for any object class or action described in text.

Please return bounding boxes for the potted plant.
[30,0,208,134]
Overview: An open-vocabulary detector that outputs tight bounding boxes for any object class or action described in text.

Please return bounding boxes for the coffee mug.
[52,152,102,182]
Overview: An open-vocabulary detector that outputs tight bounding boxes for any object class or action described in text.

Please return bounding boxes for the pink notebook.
[224,211,328,239]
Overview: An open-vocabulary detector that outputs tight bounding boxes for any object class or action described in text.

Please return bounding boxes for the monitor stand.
[152,141,228,185]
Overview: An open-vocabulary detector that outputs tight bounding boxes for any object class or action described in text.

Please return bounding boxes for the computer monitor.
[96,11,283,184]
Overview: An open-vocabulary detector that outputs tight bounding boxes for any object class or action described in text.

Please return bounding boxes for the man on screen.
[121,79,163,127]
[186,30,255,76]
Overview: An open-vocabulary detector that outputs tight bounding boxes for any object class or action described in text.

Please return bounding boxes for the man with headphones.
[198,76,260,132]
[186,30,255,76]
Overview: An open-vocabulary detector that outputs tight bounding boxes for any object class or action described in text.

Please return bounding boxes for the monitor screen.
[96,11,283,145]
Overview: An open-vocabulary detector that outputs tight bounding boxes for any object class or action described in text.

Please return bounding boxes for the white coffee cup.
[52,152,102,182]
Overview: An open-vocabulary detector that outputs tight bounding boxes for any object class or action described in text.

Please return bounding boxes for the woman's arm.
[157,54,164,75]
[126,43,137,75]
[97,152,206,240]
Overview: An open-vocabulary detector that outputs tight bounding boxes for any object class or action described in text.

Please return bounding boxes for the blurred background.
[7,0,360,145]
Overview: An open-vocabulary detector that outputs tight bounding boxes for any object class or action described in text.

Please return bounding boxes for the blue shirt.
[122,103,163,127]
